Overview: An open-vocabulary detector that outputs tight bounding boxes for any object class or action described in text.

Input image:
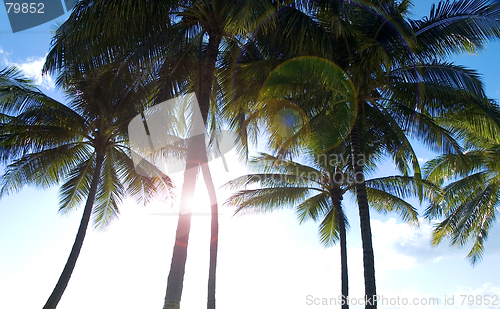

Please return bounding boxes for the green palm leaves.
[413,0,500,57]
[2,0,498,308]
[259,57,358,154]
[1,66,173,221]
[224,152,427,241]
[425,124,500,265]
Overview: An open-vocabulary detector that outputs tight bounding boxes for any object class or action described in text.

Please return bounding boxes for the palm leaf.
[295,192,331,223]
[92,150,123,229]
[413,0,500,57]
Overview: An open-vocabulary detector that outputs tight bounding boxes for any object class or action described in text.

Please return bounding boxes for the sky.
[1,1,500,309]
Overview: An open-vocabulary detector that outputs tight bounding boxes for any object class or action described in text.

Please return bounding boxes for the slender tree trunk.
[201,163,218,309]
[198,32,222,123]
[163,134,203,309]
[200,31,222,309]
[163,30,222,309]
[350,121,376,309]
[331,189,348,309]
[42,153,105,309]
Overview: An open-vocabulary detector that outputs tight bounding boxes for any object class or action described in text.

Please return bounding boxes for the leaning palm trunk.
[164,133,203,309]
[350,122,376,309]
[331,189,348,309]
[164,32,222,309]
[42,153,105,309]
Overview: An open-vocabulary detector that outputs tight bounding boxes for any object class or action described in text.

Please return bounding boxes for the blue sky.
[1,1,500,309]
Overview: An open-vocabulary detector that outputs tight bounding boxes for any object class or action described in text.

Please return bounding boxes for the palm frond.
[113,147,175,205]
[413,0,500,57]
[295,192,331,223]
[431,180,498,264]
[0,143,93,197]
[92,150,123,229]
[318,207,341,247]
[58,154,96,214]
[366,186,419,224]
[224,187,313,215]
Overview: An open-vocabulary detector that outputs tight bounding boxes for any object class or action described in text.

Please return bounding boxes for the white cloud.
[0,47,13,66]
[0,46,55,90]
[14,56,55,90]
[370,218,470,277]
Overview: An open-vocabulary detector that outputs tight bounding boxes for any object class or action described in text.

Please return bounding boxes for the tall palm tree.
[223,50,429,309]
[222,1,500,307]
[223,149,432,309]
[315,1,500,305]
[0,65,174,309]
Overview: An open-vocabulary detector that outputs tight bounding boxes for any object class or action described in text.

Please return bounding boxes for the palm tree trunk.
[42,153,105,309]
[201,163,218,309]
[331,189,348,309]
[198,32,222,123]
[163,134,202,309]
[200,31,222,309]
[163,30,222,309]
[350,121,376,309]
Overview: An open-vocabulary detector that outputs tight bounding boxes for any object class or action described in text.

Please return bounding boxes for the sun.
[181,185,212,216]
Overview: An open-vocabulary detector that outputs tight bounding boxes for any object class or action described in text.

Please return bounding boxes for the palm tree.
[223,153,352,309]
[0,65,174,309]
[222,1,500,306]
[224,50,427,309]
[41,1,500,308]
[316,1,500,305]
[43,2,335,308]
[424,99,500,264]
[223,149,433,309]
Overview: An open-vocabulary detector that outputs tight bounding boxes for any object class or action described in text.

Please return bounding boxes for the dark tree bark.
[331,188,348,309]
[350,121,376,309]
[200,31,222,309]
[201,163,218,309]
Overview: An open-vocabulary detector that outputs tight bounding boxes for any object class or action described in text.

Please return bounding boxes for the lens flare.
[273,108,303,138]
[259,56,358,151]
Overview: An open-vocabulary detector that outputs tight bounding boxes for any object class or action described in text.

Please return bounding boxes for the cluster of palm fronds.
[1,0,500,309]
